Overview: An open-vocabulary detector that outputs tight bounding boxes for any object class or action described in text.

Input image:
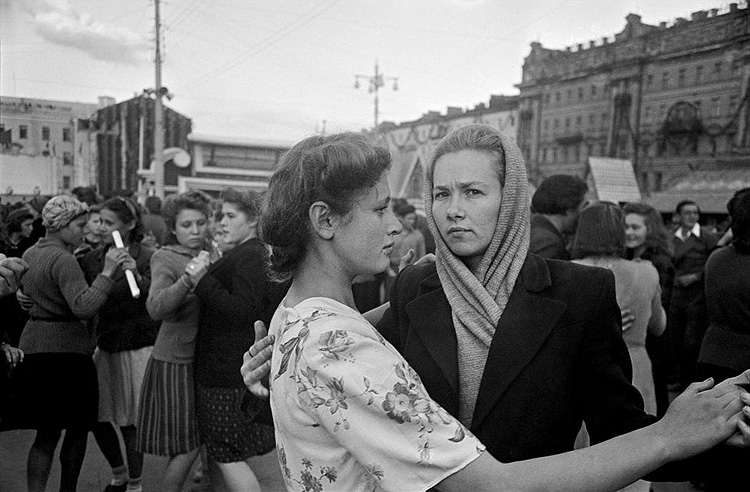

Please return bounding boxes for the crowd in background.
[1,187,282,492]
[1,165,748,492]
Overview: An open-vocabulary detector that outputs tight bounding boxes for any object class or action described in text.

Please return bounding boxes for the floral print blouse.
[269,297,485,492]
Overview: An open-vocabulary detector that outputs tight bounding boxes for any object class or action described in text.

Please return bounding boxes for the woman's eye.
[433,191,447,200]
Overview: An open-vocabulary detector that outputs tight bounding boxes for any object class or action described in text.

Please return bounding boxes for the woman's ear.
[309,201,338,240]
[125,220,136,233]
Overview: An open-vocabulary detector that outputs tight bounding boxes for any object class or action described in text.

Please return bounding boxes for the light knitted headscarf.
[424,125,530,427]
[42,195,88,232]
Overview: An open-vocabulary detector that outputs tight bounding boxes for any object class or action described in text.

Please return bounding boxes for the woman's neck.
[286,253,356,310]
[9,232,22,245]
[632,245,646,258]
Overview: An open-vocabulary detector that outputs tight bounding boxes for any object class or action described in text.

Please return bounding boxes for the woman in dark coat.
[188,188,286,492]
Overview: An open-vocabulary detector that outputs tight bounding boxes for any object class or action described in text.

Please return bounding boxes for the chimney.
[710,8,718,16]
[691,10,708,20]
[446,106,462,117]
[659,21,667,28]
[602,37,609,45]
[730,3,738,12]
[98,96,116,108]
[589,40,596,48]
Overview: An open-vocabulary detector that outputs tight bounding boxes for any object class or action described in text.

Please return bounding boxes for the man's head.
[675,200,700,230]
[395,204,417,231]
[532,174,588,233]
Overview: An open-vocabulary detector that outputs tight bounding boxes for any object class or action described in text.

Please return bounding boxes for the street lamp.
[354,60,399,132]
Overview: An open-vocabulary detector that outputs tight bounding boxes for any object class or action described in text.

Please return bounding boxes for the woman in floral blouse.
[254,132,750,492]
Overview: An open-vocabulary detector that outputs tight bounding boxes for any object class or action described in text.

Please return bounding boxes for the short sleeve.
[287,316,484,491]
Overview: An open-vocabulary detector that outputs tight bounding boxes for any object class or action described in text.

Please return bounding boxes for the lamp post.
[354,60,398,133]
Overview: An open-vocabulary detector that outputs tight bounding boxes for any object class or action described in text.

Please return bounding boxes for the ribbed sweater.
[146,245,202,363]
[19,236,114,355]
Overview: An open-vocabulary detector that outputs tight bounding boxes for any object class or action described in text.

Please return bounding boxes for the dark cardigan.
[194,238,288,388]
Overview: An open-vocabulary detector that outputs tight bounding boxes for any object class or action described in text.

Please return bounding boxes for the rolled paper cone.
[111,230,140,299]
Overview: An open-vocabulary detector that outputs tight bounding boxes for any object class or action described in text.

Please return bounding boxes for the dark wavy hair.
[220,188,261,222]
[161,190,211,244]
[572,201,626,259]
[622,202,673,257]
[100,197,144,244]
[260,132,391,281]
[727,187,750,255]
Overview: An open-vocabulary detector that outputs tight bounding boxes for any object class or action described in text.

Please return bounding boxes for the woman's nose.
[446,196,465,218]
[387,210,403,236]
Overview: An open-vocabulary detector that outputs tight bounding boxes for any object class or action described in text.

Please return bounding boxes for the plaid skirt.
[135,357,200,456]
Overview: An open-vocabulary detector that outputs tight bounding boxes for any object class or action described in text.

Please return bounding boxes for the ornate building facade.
[516,3,749,192]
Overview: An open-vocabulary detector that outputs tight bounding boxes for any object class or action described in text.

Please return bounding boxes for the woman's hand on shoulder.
[241,320,275,399]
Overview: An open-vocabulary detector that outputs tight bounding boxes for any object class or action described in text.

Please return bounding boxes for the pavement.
[0,429,286,492]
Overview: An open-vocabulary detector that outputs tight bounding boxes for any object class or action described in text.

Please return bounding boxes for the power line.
[174,0,340,92]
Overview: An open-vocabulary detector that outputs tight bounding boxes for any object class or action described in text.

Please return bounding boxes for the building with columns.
[516,2,749,195]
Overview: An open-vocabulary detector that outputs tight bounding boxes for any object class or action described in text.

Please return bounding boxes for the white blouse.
[269,297,484,492]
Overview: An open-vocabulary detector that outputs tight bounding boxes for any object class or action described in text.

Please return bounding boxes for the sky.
[1,0,743,142]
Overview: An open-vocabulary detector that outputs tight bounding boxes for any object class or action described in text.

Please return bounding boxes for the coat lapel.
[405,273,459,394]
[471,255,567,430]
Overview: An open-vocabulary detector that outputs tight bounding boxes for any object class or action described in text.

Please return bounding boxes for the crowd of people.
[0,124,749,492]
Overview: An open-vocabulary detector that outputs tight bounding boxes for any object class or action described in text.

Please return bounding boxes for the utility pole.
[354,60,398,133]
[153,0,165,198]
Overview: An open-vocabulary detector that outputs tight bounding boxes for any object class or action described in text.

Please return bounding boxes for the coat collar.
[406,253,566,430]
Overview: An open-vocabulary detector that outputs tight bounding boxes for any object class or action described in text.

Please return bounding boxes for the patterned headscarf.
[42,195,88,232]
[424,124,530,427]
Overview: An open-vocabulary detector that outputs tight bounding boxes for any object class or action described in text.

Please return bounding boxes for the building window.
[62,127,71,142]
[644,105,651,122]
[694,100,702,113]
[19,125,28,139]
[714,61,722,77]
[678,68,686,87]
[63,152,73,166]
[566,89,572,102]
[578,87,584,101]
[695,65,703,84]
[587,144,594,157]
[711,97,720,118]
[555,92,561,103]
[601,113,608,125]
[565,117,570,130]
[42,126,50,141]
[62,176,71,189]
[658,104,666,121]
[728,95,739,116]
[731,60,740,76]
[574,145,580,162]
[661,71,669,89]
[646,74,653,89]
[591,84,597,97]
[654,172,663,191]
[563,147,568,162]
[589,114,595,127]
[553,118,559,129]
[544,93,550,105]
[600,143,607,155]
[575,115,582,128]
[553,148,558,162]
[542,148,548,163]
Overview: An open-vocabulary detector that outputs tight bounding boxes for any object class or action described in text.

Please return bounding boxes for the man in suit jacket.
[530,174,588,260]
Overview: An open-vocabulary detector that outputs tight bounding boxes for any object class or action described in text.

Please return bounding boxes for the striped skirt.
[135,357,200,456]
